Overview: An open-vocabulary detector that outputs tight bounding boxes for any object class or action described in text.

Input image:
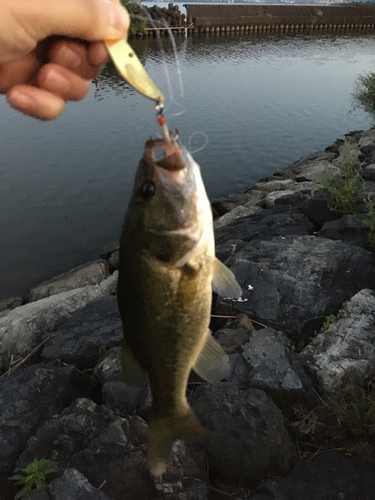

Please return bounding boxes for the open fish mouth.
[143,136,185,173]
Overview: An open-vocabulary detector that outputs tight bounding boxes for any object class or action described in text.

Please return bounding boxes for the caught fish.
[117,134,242,476]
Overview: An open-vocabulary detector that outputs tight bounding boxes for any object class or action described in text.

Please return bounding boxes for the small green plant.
[121,0,147,35]
[324,372,375,441]
[10,458,57,499]
[320,139,365,215]
[320,314,336,333]
[319,139,375,251]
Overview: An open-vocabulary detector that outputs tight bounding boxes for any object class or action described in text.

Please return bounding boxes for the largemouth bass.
[117,134,242,476]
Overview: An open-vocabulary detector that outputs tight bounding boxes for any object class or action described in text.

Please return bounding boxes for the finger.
[6,85,65,121]
[48,39,107,80]
[13,0,129,42]
[37,63,91,101]
[89,41,109,67]
[0,53,39,92]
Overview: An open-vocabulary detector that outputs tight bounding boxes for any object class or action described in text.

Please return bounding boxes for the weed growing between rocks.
[363,193,375,250]
[290,372,375,464]
[319,139,375,250]
[320,140,365,215]
[10,458,57,499]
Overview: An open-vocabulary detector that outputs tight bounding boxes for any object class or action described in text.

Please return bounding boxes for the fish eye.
[139,181,155,200]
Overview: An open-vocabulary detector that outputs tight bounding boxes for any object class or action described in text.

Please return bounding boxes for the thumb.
[12,0,129,48]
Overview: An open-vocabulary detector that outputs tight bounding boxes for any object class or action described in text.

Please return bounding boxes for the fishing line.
[188,132,209,155]
[132,1,186,117]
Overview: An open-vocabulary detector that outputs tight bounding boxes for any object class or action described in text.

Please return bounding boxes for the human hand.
[0,0,129,120]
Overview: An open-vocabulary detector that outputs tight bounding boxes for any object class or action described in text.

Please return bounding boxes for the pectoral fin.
[193,331,230,383]
[121,341,148,387]
[212,257,242,299]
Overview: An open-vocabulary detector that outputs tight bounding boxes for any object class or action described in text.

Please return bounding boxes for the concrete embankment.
[142,4,375,35]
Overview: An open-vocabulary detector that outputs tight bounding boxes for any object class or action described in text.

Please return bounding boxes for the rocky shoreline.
[1,128,375,499]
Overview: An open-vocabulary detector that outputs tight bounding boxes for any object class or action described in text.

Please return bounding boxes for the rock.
[248,451,375,500]
[252,178,297,192]
[108,249,120,271]
[16,398,157,500]
[155,476,208,500]
[48,468,112,500]
[24,488,50,500]
[231,328,312,407]
[94,348,151,417]
[101,381,150,417]
[212,190,265,215]
[40,295,122,369]
[94,346,124,385]
[191,383,296,488]
[252,179,314,208]
[278,150,337,181]
[29,260,110,302]
[300,194,340,229]
[318,214,368,249]
[265,189,306,208]
[0,296,24,314]
[214,206,314,246]
[154,440,208,499]
[0,273,118,372]
[219,235,375,333]
[0,364,76,497]
[214,205,263,230]
[362,163,375,181]
[215,326,252,354]
[215,239,247,263]
[300,289,375,392]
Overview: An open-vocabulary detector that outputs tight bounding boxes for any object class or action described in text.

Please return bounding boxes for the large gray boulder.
[300,289,375,392]
[0,273,118,372]
[214,206,314,246]
[191,383,296,488]
[40,295,123,369]
[219,235,375,333]
[48,469,112,500]
[230,328,312,407]
[28,260,110,302]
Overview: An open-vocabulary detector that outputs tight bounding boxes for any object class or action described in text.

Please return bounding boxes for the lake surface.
[1,31,375,300]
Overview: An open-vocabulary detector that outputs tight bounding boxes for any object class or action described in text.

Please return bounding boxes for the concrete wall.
[185,4,375,28]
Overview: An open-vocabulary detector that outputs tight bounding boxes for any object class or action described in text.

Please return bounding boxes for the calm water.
[1,32,375,300]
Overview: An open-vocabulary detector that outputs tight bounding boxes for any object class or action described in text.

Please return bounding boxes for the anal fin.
[212,257,242,299]
[193,331,230,383]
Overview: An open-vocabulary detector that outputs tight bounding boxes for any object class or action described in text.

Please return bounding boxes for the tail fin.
[147,408,205,477]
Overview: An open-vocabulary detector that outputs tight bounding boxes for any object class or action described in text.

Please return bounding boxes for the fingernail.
[45,69,70,94]
[8,88,36,110]
[106,3,129,36]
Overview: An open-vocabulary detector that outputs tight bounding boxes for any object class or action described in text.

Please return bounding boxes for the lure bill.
[105,38,165,102]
